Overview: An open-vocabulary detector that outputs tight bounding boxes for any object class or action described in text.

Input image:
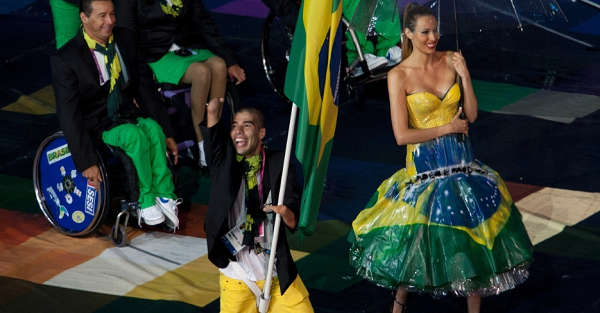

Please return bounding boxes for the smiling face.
[405,15,439,55]
[80,0,115,44]
[230,111,266,157]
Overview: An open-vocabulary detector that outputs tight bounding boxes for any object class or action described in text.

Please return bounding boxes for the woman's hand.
[166,137,178,165]
[452,51,478,123]
[452,51,470,80]
[447,107,469,135]
[227,64,246,85]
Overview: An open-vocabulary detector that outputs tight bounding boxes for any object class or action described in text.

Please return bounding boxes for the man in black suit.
[50,0,180,228]
[202,102,313,312]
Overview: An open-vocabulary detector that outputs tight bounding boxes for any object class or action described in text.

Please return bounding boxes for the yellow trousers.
[219,273,314,313]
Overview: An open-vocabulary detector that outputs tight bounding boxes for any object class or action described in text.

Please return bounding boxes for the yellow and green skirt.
[349,134,533,297]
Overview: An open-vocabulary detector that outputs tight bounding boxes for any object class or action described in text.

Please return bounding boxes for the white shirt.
[220,175,277,281]
[91,50,110,86]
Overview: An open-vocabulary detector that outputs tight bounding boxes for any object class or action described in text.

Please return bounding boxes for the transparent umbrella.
[346,0,570,50]
[428,0,569,140]
[428,0,569,51]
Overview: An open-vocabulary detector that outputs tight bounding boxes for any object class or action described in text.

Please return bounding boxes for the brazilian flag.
[284,0,343,239]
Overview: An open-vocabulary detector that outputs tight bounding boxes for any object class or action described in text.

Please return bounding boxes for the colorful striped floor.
[1,0,600,312]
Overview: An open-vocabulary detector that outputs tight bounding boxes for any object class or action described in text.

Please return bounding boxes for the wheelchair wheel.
[33,132,110,237]
[111,224,128,247]
[261,10,293,104]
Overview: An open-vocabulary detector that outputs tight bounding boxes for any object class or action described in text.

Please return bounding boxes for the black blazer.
[50,27,172,172]
[115,0,237,66]
[202,120,302,295]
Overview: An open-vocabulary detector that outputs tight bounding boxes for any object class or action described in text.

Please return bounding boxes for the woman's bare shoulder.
[388,66,409,90]
[387,64,410,97]
[389,62,409,81]
[442,50,455,60]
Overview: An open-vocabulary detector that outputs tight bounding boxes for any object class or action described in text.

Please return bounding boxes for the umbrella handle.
[457,76,465,142]
[453,0,460,51]
[454,0,465,143]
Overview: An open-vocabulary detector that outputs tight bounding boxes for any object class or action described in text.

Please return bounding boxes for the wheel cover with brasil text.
[33,133,109,237]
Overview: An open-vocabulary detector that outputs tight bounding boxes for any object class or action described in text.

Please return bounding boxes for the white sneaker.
[156,197,182,230]
[353,53,388,76]
[139,205,165,226]
[365,53,388,70]
[198,141,207,167]
[386,46,402,65]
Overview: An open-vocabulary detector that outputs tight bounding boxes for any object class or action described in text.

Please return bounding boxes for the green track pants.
[102,118,176,209]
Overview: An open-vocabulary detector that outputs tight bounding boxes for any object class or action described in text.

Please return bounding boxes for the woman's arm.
[452,51,478,122]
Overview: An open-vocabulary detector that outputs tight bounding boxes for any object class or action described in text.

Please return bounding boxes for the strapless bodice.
[406,83,460,129]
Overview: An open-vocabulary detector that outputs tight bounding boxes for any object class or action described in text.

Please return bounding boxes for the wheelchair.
[33,131,171,247]
[261,10,396,105]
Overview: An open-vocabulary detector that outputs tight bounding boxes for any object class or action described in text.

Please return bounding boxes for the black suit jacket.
[51,27,172,172]
[202,120,302,295]
[115,0,237,66]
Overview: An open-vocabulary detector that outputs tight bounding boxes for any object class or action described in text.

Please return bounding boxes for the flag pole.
[258,103,298,313]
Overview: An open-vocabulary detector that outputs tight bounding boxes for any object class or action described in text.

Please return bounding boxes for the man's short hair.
[80,0,110,16]
[236,107,265,129]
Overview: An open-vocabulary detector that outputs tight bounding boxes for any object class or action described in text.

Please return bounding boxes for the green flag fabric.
[284,0,343,239]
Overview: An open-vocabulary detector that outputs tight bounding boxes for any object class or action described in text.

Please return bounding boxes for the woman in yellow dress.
[349,3,534,313]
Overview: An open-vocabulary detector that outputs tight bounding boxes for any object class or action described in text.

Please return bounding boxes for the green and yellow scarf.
[83,28,125,122]
[237,152,266,249]
[159,0,183,17]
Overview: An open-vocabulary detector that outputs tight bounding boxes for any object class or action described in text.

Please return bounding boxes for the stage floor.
[1,1,600,312]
